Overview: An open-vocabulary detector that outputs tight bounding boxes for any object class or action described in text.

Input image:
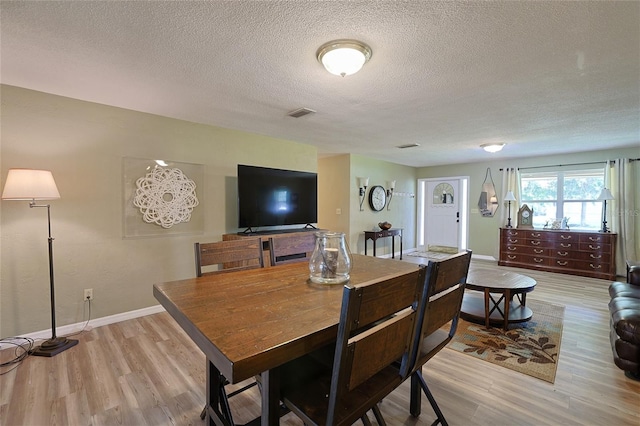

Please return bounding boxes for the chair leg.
[415,371,448,426]
[360,412,372,426]
[372,404,387,426]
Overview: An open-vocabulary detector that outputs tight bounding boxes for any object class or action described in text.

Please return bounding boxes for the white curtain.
[609,158,639,275]
[500,167,520,228]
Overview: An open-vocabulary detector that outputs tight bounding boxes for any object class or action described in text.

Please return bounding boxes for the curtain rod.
[499,158,640,171]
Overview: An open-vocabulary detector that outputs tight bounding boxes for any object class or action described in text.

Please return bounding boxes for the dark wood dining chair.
[268,232,316,266]
[276,265,427,426]
[194,237,264,276]
[193,238,264,422]
[407,250,472,425]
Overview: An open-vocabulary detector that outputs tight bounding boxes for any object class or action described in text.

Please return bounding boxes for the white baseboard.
[6,304,166,344]
[473,254,497,261]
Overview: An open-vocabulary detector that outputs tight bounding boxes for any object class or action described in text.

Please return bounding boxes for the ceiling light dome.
[317,39,372,77]
[481,143,506,153]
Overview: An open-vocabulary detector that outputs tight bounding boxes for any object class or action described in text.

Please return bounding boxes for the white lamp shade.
[317,40,372,77]
[2,169,60,200]
[597,188,614,201]
[387,180,396,190]
[504,191,516,201]
[358,177,369,188]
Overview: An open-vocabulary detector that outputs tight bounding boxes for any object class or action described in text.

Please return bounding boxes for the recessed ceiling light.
[481,143,506,153]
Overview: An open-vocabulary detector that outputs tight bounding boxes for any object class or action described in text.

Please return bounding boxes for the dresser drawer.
[579,241,611,253]
[579,233,613,244]
[499,228,617,279]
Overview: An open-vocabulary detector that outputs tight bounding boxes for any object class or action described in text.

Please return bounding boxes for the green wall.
[1,85,318,336]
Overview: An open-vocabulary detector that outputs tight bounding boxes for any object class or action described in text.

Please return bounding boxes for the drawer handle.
[531,232,541,237]
[557,251,568,256]
[508,247,517,251]
[508,231,519,236]
[588,236,601,242]
[589,245,601,250]
[509,238,518,243]
[560,243,572,248]
[590,254,602,259]
[534,258,544,263]
[508,255,516,260]
[531,241,540,246]
[560,235,572,240]
[556,261,568,266]
[534,249,544,254]
[589,263,602,270]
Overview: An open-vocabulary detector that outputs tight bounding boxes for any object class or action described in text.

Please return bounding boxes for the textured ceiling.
[1,1,639,167]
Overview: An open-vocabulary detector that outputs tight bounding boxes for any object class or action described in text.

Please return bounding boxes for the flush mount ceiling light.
[481,143,506,153]
[317,39,372,77]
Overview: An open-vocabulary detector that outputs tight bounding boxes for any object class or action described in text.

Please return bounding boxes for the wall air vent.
[396,143,421,149]
[287,108,316,118]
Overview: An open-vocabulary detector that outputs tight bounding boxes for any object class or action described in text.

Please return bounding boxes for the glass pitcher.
[309,231,352,284]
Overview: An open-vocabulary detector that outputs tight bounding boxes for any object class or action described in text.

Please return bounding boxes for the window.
[519,167,605,230]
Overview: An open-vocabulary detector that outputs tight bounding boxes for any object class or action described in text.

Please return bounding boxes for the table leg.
[392,235,395,259]
[206,359,226,426]
[483,289,490,328]
[503,289,511,330]
[400,233,403,260]
[373,239,377,257]
[260,369,281,425]
[364,239,368,256]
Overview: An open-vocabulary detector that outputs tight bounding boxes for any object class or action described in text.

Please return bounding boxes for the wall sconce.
[598,188,614,232]
[386,180,395,210]
[504,191,516,228]
[358,177,369,211]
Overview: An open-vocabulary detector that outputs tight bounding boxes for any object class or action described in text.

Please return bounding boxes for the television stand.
[238,225,318,236]
[224,228,324,266]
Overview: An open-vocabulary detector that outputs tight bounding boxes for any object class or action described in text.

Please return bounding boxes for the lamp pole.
[30,202,78,357]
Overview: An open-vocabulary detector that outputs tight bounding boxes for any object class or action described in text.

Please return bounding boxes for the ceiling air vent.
[396,143,420,149]
[287,108,316,118]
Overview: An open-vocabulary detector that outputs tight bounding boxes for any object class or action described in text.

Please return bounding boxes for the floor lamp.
[598,188,614,233]
[504,191,516,228]
[2,169,78,356]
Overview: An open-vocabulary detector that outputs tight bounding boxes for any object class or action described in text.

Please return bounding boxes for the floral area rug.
[447,299,564,383]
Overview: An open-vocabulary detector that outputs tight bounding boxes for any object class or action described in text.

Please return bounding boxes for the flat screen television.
[237,164,318,231]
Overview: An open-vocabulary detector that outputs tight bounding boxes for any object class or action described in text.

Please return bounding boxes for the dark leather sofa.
[609,262,640,380]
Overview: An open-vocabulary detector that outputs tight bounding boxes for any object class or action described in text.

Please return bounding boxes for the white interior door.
[417,177,469,251]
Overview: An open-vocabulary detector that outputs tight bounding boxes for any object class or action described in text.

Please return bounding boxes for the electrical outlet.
[84,288,94,301]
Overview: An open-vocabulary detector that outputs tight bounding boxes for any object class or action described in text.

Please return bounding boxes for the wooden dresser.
[499,228,616,280]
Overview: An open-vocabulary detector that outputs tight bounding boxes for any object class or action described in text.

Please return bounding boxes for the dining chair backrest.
[324,266,426,425]
[268,232,317,266]
[409,250,471,375]
[194,238,264,276]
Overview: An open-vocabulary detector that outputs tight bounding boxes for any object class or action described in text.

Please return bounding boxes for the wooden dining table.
[153,253,420,425]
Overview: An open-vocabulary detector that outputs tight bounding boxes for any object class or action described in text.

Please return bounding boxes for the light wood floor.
[1,259,639,425]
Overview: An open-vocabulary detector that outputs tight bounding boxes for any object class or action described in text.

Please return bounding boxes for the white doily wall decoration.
[133,168,199,229]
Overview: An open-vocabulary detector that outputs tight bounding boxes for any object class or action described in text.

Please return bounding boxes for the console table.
[498,228,616,280]
[364,228,403,259]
